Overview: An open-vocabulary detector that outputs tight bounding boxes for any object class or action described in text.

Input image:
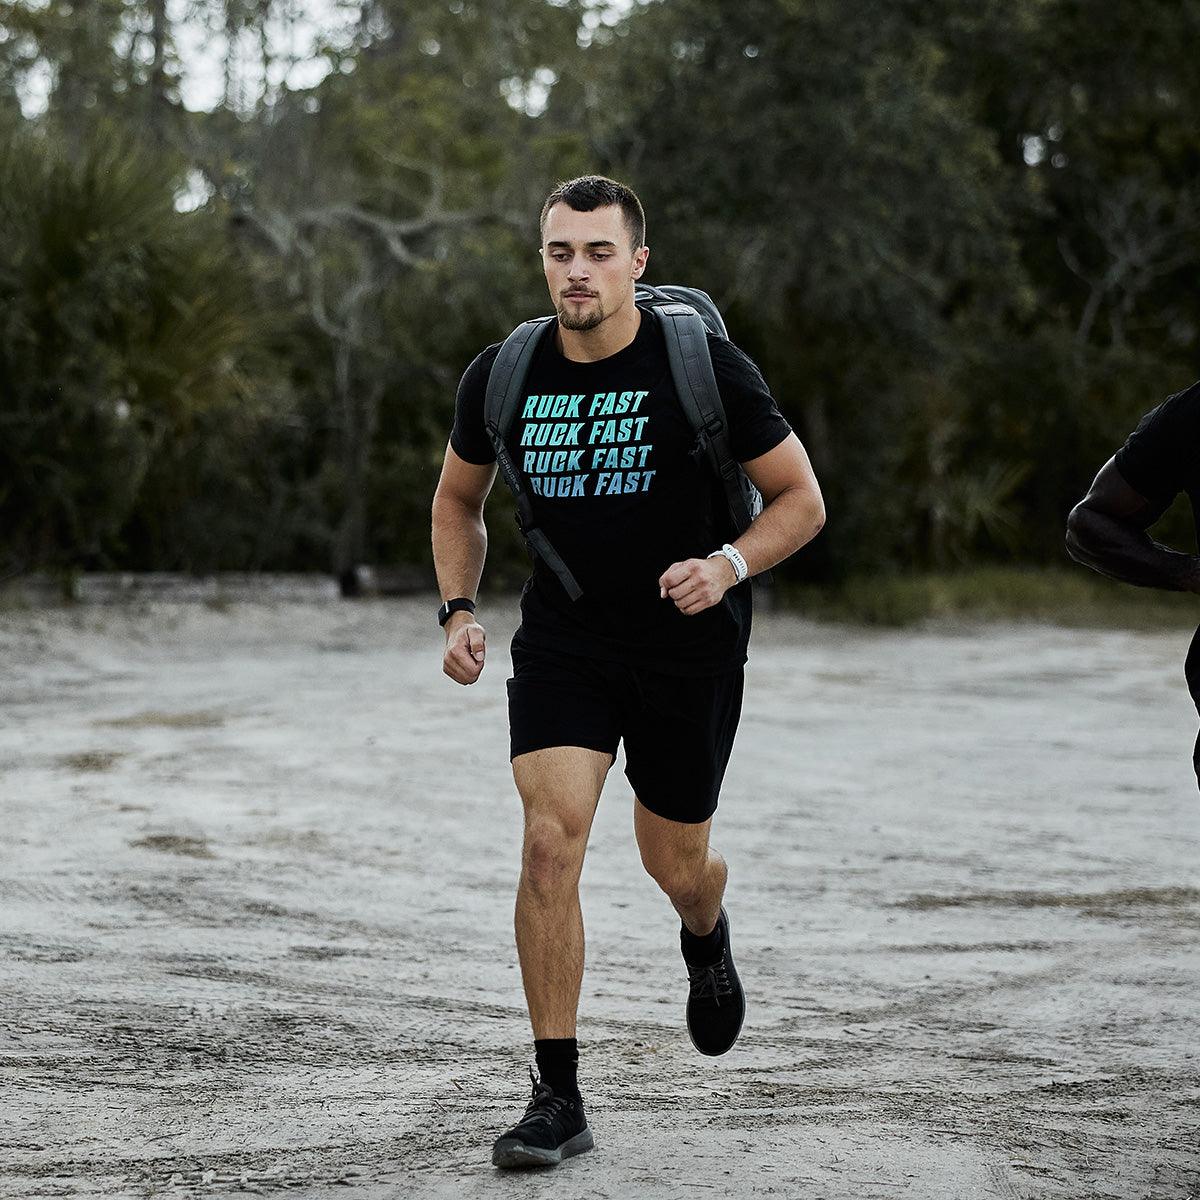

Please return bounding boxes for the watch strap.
[708,544,749,585]
[438,597,476,627]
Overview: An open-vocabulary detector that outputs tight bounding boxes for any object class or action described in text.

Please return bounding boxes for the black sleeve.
[709,337,793,463]
[1114,381,1200,501]
[449,344,502,466]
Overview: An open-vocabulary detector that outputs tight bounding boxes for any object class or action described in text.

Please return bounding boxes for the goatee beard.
[557,298,605,331]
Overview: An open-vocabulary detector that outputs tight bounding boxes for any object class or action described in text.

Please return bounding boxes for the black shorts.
[507,641,744,824]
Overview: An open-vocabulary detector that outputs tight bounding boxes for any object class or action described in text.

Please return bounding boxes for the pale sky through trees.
[10,0,637,116]
[169,0,356,112]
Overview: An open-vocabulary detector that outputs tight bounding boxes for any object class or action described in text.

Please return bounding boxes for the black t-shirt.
[1115,380,1200,508]
[451,313,792,675]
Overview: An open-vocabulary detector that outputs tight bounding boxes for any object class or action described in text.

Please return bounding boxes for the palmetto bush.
[0,126,264,576]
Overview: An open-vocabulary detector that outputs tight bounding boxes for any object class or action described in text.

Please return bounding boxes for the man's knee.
[640,842,710,905]
[513,747,608,895]
[521,812,589,895]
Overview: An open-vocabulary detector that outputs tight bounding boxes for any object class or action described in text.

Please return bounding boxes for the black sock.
[681,917,723,963]
[534,1038,580,1102]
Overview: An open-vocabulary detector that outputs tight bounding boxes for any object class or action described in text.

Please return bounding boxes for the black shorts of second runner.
[507,641,744,823]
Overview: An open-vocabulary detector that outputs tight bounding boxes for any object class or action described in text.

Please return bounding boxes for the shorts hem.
[632,790,719,825]
[509,739,618,764]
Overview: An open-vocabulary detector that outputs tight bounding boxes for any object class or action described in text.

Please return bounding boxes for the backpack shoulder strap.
[483,317,584,602]
[484,316,554,441]
[650,303,757,536]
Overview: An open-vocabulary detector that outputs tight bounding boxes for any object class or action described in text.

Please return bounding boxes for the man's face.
[541,203,648,332]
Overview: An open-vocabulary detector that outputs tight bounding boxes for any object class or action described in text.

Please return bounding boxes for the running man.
[431,175,825,1167]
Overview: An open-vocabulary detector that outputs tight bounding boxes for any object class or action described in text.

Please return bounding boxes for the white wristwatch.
[708,543,749,585]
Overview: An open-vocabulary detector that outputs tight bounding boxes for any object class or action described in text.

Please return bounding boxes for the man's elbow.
[784,485,825,549]
[806,494,827,543]
[1064,500,1094,565]
[1065,500,1113,571]
[432,487,483,526]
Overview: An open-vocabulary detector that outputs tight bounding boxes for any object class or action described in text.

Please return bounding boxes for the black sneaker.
[682,907,745,1056]
[491,1069,594,1169]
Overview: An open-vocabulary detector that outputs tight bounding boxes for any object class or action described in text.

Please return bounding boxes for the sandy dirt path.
[1,596,1197,1200]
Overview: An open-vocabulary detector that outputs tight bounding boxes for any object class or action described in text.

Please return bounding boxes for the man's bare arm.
[733,432,827,576]
[432,444,497,683]
[659,432,825,615]
[1065,456,1200,592]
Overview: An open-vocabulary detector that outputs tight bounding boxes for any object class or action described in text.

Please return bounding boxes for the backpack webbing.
[483,314,584,601]
[644,299,763,541]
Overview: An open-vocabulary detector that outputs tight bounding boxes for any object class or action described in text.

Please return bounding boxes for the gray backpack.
[484,283,765,600]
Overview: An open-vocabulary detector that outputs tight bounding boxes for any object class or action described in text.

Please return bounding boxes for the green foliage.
[181,0,590,576]
[783,565,1200,628]
[2,0,1199,589]
[561,0,1040,577]
[559,0,1200,582]
[0,127,267,572]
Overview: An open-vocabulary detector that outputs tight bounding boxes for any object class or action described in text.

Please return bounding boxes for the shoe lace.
[687,955,734,1004]
[520,1068,567,1126]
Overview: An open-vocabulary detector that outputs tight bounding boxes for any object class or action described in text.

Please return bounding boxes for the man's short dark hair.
[540,175,646,252]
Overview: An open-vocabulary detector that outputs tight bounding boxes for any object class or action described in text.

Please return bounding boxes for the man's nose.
[567,255,589,278]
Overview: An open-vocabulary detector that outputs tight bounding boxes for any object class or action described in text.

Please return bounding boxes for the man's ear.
[633,245,649,279]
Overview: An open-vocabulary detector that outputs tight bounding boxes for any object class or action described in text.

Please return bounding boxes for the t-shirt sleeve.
[449,344,502,466]
[1113,381,1200,501]
[709,337,793,463]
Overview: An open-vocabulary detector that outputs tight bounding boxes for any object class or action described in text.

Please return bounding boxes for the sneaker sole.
[492,1128,594,1169]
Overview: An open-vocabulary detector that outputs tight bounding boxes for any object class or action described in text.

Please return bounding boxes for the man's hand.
[443,615,486,684]
[659,555,737,616]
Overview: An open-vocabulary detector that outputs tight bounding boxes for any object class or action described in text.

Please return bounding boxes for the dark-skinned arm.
[1065,456,1200,592]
